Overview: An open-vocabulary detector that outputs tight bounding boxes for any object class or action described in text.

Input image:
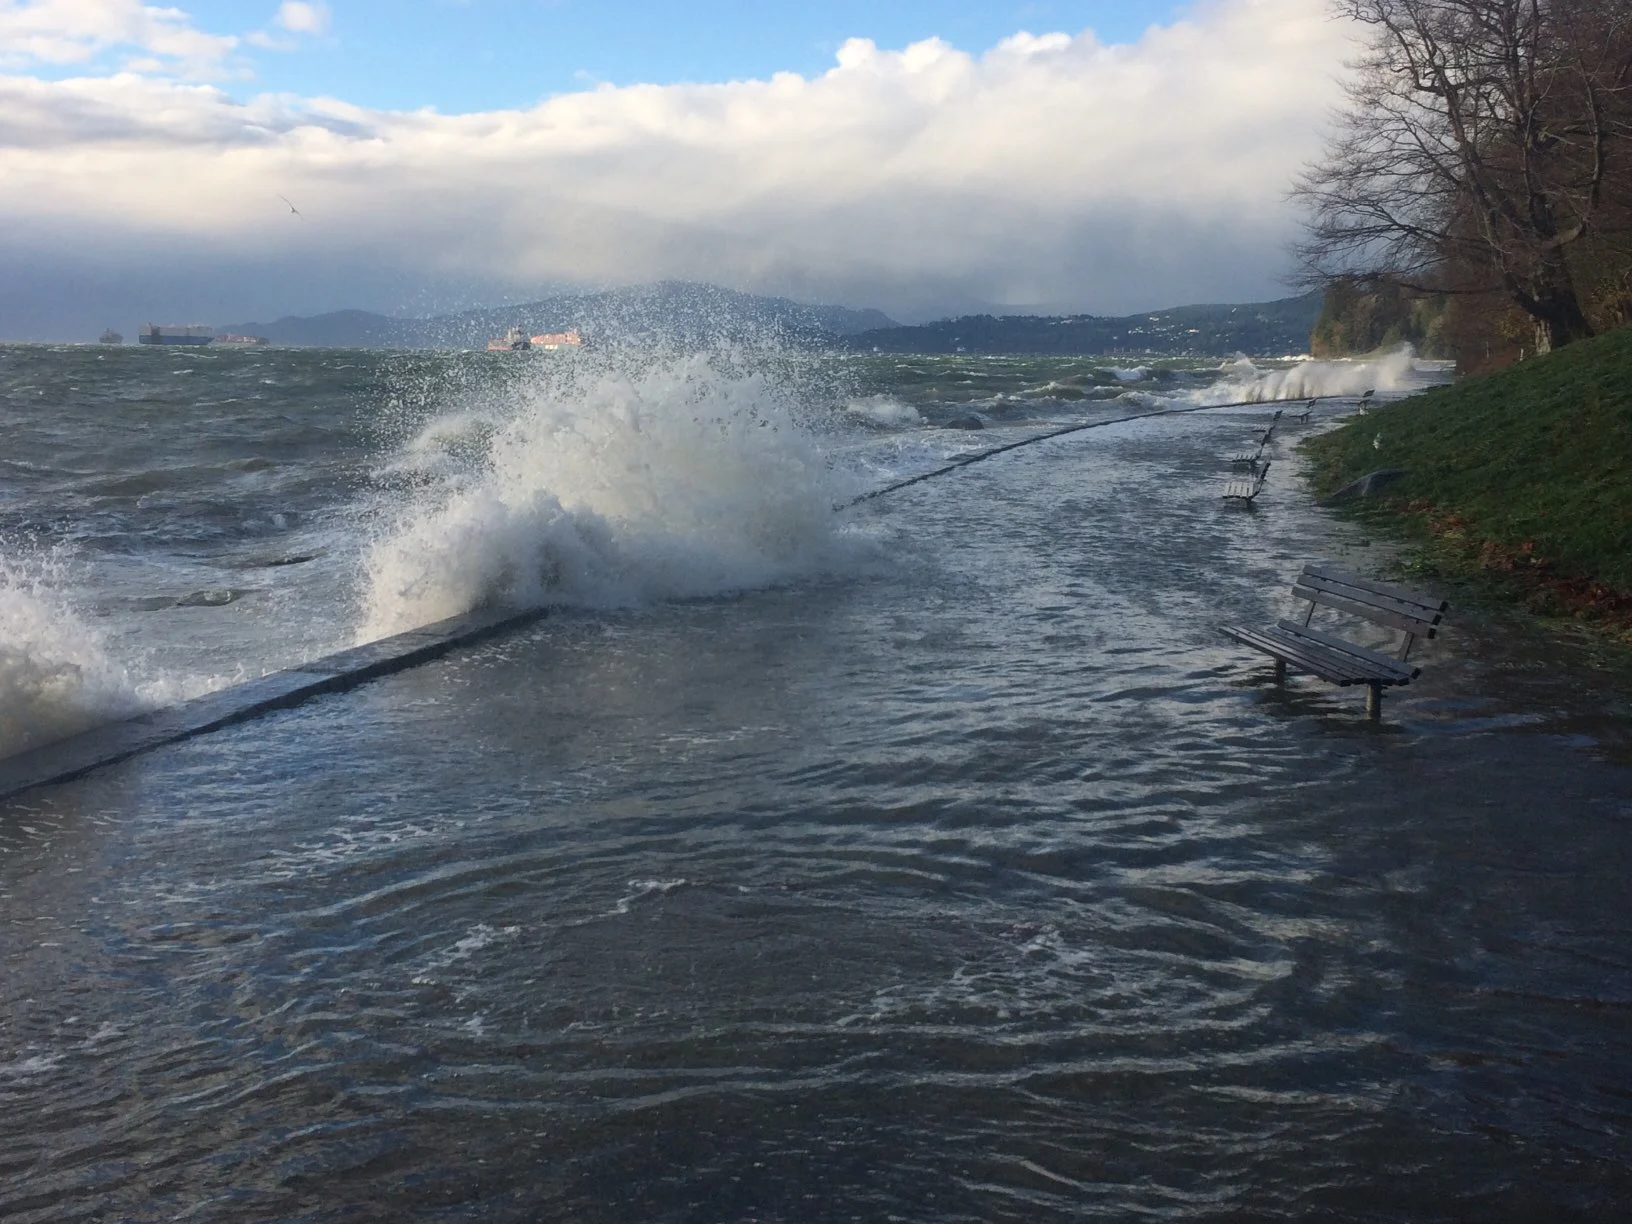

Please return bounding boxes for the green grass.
[1301,328,1632,630]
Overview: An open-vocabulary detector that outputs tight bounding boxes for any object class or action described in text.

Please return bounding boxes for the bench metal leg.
[1365,683,1382,721]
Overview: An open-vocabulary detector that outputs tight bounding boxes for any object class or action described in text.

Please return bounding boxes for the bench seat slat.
[1273,619,1420,681]
[1223,463,1269,501]
[1221,624,1410,686]
[1302,564,1450,618]
[1222,625,1372,685]
[1289,584,1441,637]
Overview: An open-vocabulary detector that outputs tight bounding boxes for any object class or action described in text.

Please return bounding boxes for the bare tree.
[1295,0,1632,351]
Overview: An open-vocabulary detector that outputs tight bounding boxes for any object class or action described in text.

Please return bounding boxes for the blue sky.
[46,0,1194,110]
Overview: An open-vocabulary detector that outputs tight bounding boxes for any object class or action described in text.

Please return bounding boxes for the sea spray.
[1204,346,1433,403]
[0,549,148,759]
[357,349,864,641]
[842,395,924,429]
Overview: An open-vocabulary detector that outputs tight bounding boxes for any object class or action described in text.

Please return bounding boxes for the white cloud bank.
[0,0,1352,334]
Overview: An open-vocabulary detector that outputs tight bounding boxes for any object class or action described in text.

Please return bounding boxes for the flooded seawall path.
[2,345,1629,1221]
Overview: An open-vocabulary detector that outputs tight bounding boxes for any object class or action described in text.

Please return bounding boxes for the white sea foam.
[613,877,688,914]
[1203,346,1432,403]
[357,350,861,641]
[0,1053,63,1081]
[0,551,147,760]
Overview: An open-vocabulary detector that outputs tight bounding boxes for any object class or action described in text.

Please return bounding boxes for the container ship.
[530,328,583,351]
[139,324,215,346]
[484,327,586,352]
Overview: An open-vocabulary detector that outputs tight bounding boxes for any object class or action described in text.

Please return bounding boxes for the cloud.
[0,0,238,76]
[274,1,327,36]
[0,0,1352,333]
[245,1,329,52]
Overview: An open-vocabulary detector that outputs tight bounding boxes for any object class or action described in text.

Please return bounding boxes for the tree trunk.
[1516,248,1595,351]
[1529,289,1595,351]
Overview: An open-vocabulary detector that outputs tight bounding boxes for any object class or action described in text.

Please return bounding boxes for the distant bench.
[1221,563,1448,720]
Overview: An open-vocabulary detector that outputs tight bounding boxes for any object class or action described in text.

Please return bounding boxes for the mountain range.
[840,292,1324,357]
[220,282,896,349]
[220,282,1324,357]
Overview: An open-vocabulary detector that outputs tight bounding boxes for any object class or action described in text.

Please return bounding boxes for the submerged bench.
[1221,563,1448,720]
[1222,462,1269,503]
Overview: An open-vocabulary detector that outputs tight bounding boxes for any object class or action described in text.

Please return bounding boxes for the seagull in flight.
[277,194,303,219]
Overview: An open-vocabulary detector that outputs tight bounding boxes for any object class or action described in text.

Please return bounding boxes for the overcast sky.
[0,0,1354,338]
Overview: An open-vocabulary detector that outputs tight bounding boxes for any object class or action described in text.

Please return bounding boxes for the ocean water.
[1,341,1628,1221]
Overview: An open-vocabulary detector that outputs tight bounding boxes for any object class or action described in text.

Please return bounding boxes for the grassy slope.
[1301,328,1632,629]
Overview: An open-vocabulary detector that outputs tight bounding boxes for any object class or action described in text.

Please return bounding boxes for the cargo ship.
[139,324,215,346]
[98,329,122,345]
[213,334,269,346]
[530,328,583,351]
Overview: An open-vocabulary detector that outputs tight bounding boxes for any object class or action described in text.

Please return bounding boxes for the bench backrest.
[1292,564,1448,659]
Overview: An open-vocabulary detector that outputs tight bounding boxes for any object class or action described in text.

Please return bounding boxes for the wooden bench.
[1221,463,1269,503]
[1220,563,1448,720]
[1229,410,1281,465]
